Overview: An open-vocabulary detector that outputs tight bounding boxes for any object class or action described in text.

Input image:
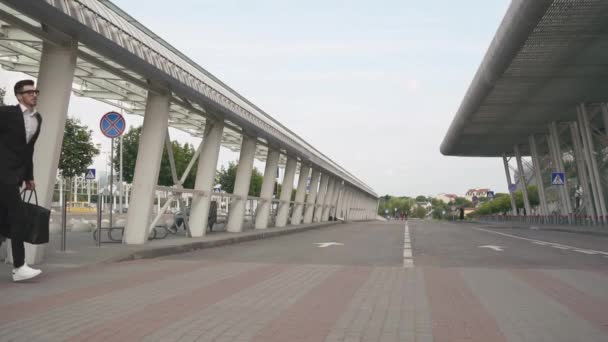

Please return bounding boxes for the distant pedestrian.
[0,80,43,282]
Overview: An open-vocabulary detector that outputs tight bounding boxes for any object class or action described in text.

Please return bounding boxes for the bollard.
[61,189,67,252]
[97,196,102,247]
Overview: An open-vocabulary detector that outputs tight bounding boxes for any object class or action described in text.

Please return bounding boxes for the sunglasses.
[18,90,40,95]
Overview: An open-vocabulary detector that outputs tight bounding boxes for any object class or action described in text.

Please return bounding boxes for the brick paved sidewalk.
[0,260,607,341]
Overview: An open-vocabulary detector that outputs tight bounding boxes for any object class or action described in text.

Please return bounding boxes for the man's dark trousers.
[0,183,26,268]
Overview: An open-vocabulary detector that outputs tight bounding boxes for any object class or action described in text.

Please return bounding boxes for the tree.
[59,117,99,201]
[216,161,264,197]
[469,185,540,217]
[0,87,5,105]
[412,206,427,219]
[415,195,427,202]
[114,126,198,188]
[453,197,473,208]
[377,195,413,216]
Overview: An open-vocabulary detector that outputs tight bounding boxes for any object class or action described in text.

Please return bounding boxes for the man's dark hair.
[14,80,35,96]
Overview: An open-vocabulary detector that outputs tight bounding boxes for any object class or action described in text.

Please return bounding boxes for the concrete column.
[275,156,298,227]
[514,145,532,215]
[291,163,310,225]
[124,90,171,244]
[226,135,257,233]
[23,41,78,264]
[314,174,329,222]
[569,123,596,220]
[502,155,518,215]
[579,105,607,221]
[330,180,342,219]
[335,183,345,219]
[303,168,321,224]
[529,135,550,216]
[352,191,359,221]
[189,119,224,237]
[344,187,353,221]
[334,182,344,219]
[549,122,574,216]
[322,178,336,221]
[255,148,280,229]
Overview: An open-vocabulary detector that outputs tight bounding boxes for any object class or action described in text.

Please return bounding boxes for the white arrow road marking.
[476,228,608,256]
[479,245,504,252]
[314,242,344,248]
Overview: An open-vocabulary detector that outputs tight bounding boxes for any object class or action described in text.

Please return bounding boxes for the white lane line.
[403,222,414,268]
[573,249,598,255]
[476,227,608,256]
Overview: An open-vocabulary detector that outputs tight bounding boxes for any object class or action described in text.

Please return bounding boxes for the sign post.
[100,111,126,240]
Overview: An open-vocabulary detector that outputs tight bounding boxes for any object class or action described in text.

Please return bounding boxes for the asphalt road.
[0,219,607,341]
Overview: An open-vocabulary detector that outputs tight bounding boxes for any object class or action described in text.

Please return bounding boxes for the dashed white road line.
[476,227,608,256]
[403,222,414,268]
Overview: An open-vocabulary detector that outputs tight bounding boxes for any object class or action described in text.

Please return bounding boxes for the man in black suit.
[0,80,43,281]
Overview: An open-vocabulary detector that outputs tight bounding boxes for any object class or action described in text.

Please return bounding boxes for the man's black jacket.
[0,104,42,186]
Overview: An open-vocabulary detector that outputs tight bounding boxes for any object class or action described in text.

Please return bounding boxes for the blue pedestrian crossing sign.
[85,168,96,180]
[551,172,565,185]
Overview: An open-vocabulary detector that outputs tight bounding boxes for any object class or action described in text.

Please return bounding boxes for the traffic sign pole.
[99,111,125,245]
[109,137,114,232]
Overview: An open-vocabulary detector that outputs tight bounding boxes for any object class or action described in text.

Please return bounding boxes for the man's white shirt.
[19,103,38,144]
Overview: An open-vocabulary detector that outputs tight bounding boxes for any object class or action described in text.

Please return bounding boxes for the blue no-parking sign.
[100,111,125,139]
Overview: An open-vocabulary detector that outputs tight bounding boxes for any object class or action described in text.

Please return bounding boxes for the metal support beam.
[514,145,532,215]
[549,123,574,218]
[529,135,549,216]
[579,104,607,222]
[502,154,518,216]
[569,122,596,221]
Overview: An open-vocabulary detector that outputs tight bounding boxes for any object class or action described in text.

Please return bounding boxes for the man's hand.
[24,180,35,191]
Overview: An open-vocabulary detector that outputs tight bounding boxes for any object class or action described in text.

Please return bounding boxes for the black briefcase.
[20,190,50,245]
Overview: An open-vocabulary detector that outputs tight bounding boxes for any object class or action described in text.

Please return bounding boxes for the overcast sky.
[2,0,512,197]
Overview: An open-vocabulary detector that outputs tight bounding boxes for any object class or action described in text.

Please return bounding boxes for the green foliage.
[59,117,99,179]
[412,206,428,219]
[470,185,539,217]
[453,197,473,208]
[216,161,264,197]
[377,195,413,216]
[115,126,198,188]
[415,195,427,202]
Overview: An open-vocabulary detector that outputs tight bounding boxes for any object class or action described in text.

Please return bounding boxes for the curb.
[107,221,340,263]
[473,221,608,237]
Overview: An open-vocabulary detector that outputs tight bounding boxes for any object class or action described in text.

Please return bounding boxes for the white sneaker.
[12,263,42,282]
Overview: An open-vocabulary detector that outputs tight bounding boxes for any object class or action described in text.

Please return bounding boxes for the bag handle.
[21,189,39,205]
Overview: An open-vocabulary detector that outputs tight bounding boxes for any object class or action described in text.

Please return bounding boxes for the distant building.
[465,188,492,201]
[435,193,458,204]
